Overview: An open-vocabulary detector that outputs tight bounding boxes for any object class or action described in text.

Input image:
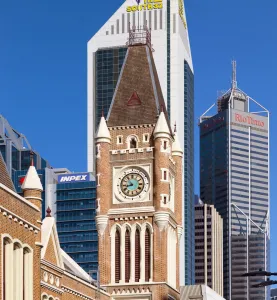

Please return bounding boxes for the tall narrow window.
[135,229,141,282]
[130,138,137,149]
[3,239,6,300]
[23,248,33,300]
[14,243,23,299]
[125,230,131,282]
[3,238,13,299]
[115,230,121,283]
[145,228,151,282]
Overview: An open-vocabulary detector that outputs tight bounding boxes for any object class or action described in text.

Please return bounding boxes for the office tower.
[199,63,270,300]
[271,289,277,299]
[55,173,98,276]
[88,0,194,284]
[195,203,223,296]
[0,115,50,176]
[95,29,183,298]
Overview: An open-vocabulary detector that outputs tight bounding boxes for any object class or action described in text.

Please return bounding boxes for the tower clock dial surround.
[116,167,150,202]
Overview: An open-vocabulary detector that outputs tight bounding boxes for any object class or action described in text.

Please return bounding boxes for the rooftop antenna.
[232,60,237,90]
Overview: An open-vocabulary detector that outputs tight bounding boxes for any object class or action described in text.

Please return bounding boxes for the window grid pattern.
[184,60,195,285]
[95,47,128,128]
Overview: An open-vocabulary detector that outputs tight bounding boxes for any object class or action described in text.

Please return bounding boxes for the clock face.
[117,168,149,201]
[120,173,145,197]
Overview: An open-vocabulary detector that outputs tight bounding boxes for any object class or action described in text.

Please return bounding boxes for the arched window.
[14,243,23,299]
[115,229,121,283]
[3,237,13,300]
[23,247,33,300]
[145,228,151,282]
[130,138,137,149]
[135,229,141,282]
[127,135,138,149]
[125,229,131,282]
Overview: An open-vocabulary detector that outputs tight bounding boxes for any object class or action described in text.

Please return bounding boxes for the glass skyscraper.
[56,179,98,277]
[200,67,270,300]
[95,47,127,127]
[87,0,194,285]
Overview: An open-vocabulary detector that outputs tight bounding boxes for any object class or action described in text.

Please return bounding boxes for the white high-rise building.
[87,0,194,285]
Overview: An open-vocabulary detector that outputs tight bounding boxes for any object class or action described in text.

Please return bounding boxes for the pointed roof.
[96,116,111,143]
[41,216,92,281]
[21,165,43,191]
[107,45,169,127]
[41,216,64,268]
[0,152,15,191]
[154,111,171,138]
[172,132,183,156]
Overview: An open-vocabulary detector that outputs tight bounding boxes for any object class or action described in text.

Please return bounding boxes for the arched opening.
[14,242,23,299]
[130,138,137,149]
[145,228,151,282]
[23,247,33,299]
[115,229,121,283]
[135,229,141,282]
[3,237,13,300]
[125,229,131,283]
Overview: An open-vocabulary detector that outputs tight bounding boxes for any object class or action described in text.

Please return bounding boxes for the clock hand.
[127,182,134,187]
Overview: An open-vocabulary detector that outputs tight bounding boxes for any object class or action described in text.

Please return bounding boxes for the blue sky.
[0,0,276,272]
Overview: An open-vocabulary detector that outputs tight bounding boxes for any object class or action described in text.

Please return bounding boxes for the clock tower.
[95,27,183,300]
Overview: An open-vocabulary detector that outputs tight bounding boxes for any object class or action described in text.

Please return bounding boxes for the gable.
[41,217,64,269]
[44,232,60,266]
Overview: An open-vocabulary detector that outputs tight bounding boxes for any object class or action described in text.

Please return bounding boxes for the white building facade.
[87,0,194,285]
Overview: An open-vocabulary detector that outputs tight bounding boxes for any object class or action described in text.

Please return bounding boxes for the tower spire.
[232,60,237,89]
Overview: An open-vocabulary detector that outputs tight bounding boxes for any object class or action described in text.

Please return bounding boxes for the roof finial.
[174,122,177,133]
[102,109,104,118]
[30,151,34,166]
[232,60,237,89]
[46,207,52,217]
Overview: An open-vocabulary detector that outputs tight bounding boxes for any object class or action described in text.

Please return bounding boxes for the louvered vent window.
[145,228,151,282]
[115,230,121,283]
[135,229,141,282]
[125,230,131,282]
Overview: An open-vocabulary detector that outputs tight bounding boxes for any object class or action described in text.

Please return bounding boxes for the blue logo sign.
[58,173,90,183]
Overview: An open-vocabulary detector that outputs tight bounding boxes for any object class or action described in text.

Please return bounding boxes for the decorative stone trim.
[114,216,149,221]
[41,281,63,294]
[109,206,155,215]
[110,147,154,155]
[177,225,183,242]
[111,287,151,296]
[109,124,155,130]
[96,215,109,236]
[154,212,170,231]
[0,205,40,232]
[169,157,176,165]
[41,259,64,274]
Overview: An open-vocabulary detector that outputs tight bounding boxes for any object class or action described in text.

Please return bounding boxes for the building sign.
[127,0,163,13]
[58,173,91,183]
[234,113,265,128]
[178,0,187,29]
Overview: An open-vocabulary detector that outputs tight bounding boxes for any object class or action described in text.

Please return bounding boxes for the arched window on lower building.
[23,247,33,300]
[115,229,121,283]
[125,229,131,283]
[3,237,13,300]
[135,229,141,282]
[14,242,23,299]
[145,228,151,282]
